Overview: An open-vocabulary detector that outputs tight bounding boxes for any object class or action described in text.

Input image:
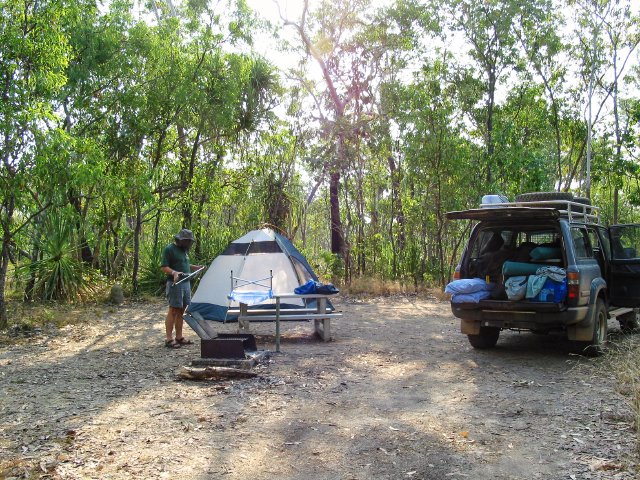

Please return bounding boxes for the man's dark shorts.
[166,280,191,309]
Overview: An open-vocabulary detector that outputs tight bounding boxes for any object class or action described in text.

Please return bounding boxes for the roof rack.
[480,199,600,224]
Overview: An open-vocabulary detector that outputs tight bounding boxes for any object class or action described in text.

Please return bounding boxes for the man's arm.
[161,266,182,284]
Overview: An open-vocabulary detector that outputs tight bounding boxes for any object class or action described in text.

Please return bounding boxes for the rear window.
[471,227,561,257]
[466,225,563,279]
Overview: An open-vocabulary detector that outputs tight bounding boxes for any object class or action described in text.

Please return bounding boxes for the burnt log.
[177,366,258,381]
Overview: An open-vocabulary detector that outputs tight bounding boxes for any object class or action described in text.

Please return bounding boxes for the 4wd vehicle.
[447,192,640,355]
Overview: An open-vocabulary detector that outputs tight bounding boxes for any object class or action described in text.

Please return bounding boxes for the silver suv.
[447,192,640,355]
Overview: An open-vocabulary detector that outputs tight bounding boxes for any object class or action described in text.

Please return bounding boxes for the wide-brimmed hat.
[175,228,195,242]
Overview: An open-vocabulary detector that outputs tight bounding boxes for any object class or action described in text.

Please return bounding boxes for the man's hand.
[172,271,182,283]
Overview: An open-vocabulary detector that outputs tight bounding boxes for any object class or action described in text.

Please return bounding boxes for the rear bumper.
[451,301,589,331]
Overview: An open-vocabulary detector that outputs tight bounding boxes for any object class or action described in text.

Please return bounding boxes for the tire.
[573,196,591,205]
[467,327,500,349]
[619,310,640,333]
[515,192,574,202]
[575,299,608,357]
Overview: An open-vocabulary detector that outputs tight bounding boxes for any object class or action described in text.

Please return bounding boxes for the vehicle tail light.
[567,272,579,304]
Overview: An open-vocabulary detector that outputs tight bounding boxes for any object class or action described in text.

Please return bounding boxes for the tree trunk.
[0,235,9,329]
[180,126,202,229]
[329,170,344,256]
[132,202,142,296]
[153,208,161,255]
[68,188,93,264]
[532,65,564,188]
[486,67,496,184]
[112,231,134,274]
[612,42,621,223]
[23,229,40,301]
[0,196,15,329]
[388,155,406,251]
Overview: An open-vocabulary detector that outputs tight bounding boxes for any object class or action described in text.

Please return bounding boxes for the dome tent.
[184,228,331,338]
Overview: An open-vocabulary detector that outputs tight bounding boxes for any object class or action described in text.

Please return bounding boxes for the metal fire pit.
[200,333,257,359]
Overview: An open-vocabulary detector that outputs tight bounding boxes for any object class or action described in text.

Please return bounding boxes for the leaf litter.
[0,298,637,479]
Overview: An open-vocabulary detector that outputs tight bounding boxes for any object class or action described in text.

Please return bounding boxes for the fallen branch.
[177,366,258,381]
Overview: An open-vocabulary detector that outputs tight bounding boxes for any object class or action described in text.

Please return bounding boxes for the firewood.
[177,366,258,381]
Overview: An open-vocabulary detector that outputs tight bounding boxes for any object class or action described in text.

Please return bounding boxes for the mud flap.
[461,319,480,335]
[567,305,595,341]
[568,282,607,341]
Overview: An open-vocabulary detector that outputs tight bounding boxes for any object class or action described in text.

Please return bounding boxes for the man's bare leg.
[165,306,182,341]
[174,306,187,340]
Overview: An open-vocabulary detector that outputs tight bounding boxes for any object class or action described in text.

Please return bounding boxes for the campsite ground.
[0,295,637,479]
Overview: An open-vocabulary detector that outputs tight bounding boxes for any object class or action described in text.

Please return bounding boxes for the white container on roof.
[480,194,509,208]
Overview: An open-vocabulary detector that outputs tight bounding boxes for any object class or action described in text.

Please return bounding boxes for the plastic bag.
[505,276,527,301]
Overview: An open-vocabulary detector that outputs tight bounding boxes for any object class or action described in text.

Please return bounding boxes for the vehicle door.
[608,224,640,307]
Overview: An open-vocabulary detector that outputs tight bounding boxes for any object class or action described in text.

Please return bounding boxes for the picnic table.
[230,293,342,352]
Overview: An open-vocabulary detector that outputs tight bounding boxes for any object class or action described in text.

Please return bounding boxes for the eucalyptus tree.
[394,57,483,286]
[491,84,558,196]
[239,126,302,231]
[432,0,548,188]
[603,0,640,222]
[515,2,605,197]
[567,0,638,204]
[349,1,431,279]
[0,0,72,326]
[514,1,570,189]
[280,0,390,276]
[575,0,640,219]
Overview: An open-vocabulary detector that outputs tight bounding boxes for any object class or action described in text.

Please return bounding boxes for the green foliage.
[136,242,166,296]
[1,0,640,328]
[24,213,99,302]
[318,251,344,280]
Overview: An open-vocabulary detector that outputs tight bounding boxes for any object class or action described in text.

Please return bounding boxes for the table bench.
[233,294,341,351]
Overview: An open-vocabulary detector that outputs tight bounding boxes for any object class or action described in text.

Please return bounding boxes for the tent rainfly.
[185,228,330,332]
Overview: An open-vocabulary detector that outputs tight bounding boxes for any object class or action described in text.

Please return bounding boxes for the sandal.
[175,337,194,345]
[165,339,181,348]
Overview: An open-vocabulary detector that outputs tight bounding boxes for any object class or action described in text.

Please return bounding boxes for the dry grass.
[0,282,162,337]
[341,276,445,298]
[0,300,112,344]
[606,334,640,451]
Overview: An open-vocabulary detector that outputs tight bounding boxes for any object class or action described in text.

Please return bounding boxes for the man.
[160,228,204,348]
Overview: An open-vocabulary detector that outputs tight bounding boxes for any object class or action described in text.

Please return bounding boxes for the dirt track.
[0,295,637,479]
